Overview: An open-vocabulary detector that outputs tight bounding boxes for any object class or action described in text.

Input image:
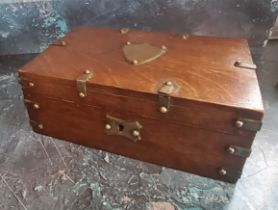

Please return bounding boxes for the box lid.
[20,27,263,112]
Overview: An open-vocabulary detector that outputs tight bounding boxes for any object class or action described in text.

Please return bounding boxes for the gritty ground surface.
[0,41,277,210]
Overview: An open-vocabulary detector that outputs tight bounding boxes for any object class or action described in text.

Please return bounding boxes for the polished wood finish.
[19,27,264,183]
[20,74,262,137]
[20,27,263,111]
[25,95,252,183]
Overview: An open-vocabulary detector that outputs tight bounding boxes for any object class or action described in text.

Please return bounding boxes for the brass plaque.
[123,43,167,65]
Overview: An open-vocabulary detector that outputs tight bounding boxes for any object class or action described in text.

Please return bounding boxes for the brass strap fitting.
[76,70,94,98]
[158,81,175,113]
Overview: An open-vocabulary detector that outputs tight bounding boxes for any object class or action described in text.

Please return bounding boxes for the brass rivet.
[219,168,227,176]
[28,82,34,87]
[132,130,140,137]
[132,60,138,65]
[120,28,129,34]
[165,81,173,86]
[126,41,131,45]
[79,92,86,98]
[38,124,44,129]
[105,124,112,130]
[182,34,189,40]
[234,61,241,67]
[159,106,168,113]
[84,70,91,74]
[33,104,40,109]
[161,45,167,50]
[227,146,235,154]
[61,40,67,46]
[235,120,244,128]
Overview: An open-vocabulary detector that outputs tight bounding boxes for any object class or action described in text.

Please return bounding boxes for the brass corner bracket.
[24,99,40,109]
[234,118,262,132]
[234,61,256,70]
[226,145,251,158]
[18,77,35,88]
[30,120,44,130]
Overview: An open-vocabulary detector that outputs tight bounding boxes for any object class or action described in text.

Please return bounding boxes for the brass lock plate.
[104,115,143,142]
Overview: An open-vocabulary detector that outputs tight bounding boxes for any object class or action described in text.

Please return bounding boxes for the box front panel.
[24,94,255,183]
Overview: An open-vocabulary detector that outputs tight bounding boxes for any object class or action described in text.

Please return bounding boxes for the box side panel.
[23,94,257,183]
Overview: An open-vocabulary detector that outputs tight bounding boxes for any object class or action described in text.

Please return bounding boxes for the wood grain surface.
[25,94,252,183]
[20,27,264,111]
[20,73,261,137]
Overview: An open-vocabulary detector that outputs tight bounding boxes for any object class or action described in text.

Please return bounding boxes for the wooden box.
[19,27,264,183]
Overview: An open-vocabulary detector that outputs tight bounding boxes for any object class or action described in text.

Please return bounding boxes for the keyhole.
[118,124,124,132]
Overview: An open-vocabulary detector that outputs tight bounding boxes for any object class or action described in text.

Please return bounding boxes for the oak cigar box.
[19,27,264,183]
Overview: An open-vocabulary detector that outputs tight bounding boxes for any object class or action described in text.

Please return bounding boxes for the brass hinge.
[76,70,94,98]
[234,118,262,132]
[158,81,175,113]
[104,115,143,142]
[226,145,251,158]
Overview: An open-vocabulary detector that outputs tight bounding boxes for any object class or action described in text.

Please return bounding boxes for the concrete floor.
[0,41,277,209]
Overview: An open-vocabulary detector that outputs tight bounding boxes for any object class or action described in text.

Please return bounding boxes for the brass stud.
[52,40,67,47]
[28,82,35,87]
[219,168,227,176]
[38,124,44,129]
[33,104,40,109]
[227,146,235,154]
[126,41,131,45]
[159,106,168,113]
[132,60,138,65]
[79,92,86,98]
[234,61,240,66]
[105,124,112,130]
[60,40,67,46]
[161,45,167,50]
[235,120,244,128]
[132,130,140,137]
[84,70,91,74]
[165,81,173,86]
[182,34,189,40]
[120,28,129,34]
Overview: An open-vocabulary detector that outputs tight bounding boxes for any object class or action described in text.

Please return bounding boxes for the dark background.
[0,0,277,55]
